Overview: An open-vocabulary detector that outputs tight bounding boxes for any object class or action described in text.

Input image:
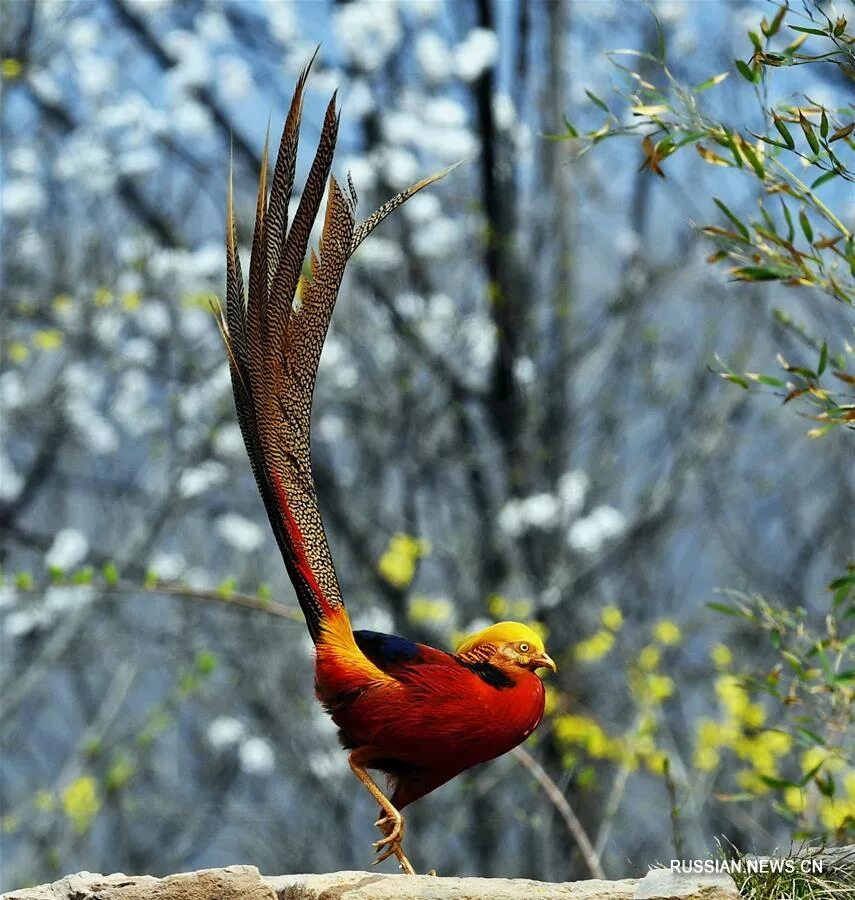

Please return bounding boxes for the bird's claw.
[372,812,403,848]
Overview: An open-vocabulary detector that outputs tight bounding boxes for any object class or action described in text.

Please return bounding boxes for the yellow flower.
[645,751,669,775]
[94,287,113,306]
[8,342,29,363]
[574,629,614,663]
[694,746,720,772]
[408,596,452,625]
[377,533,430,589]
[486,594,507,617]
[62,776,101,834]
[34,790,54,812]
[33,329,63,350]
[638,644,660,671]
[801,746,845,774]
[715,674,748,717]
[2,58,23,79]
[819,796,855,831]
[845,769,855,801]
[543,685,560,716]
[646,674,674,703]
[53,294,73,314]
[601,605,623,631]
[784,787,806,813]
[736,768,771,795]
[711,644,732,668]
[511,598,533,618]
[122,291,141,311]
[653,620,681,645]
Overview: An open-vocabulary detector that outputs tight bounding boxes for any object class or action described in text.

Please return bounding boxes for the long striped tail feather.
[216,57,456,642]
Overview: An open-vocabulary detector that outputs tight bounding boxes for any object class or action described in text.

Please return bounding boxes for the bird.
[215,57,556,876]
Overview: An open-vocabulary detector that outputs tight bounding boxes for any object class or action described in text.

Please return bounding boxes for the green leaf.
[730,265,789,281]
[788,25,829,36]
[773,115,795,149]
[693,72,729,92]
[799,210,813,243]
[195,650,218,675]
[781,200,795,243]
[707,601,742,617]
[798,761,825,786]
[818,341,828,376]
[740,140,765,178]
[735,59,757,83]
[102,562,119,586]
[714,198,750,239]
[799,113,820,154]
[585,89,609,113]
[563,116,579,138]
[820,109,829,139]
[811,170,838,189]
[760,775,799,790]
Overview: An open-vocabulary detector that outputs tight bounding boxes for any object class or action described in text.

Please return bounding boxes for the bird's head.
[456,621,557,675]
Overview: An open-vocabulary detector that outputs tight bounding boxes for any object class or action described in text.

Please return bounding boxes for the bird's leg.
[348,751,415,875]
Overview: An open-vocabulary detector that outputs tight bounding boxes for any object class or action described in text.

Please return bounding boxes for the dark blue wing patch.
[354,630,422,668]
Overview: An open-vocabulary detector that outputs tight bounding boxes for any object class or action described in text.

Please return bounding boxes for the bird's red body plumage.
[315,609,546,808]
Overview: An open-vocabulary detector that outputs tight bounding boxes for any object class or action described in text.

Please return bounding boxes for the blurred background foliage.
[0,0,852,891]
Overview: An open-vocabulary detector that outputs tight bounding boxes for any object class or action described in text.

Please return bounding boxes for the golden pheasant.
[216,57,556,875]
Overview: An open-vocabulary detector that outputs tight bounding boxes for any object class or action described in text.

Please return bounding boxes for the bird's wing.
[216,58,454,642]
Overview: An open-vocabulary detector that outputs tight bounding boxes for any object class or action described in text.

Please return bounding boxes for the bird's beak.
[533,652,557,673]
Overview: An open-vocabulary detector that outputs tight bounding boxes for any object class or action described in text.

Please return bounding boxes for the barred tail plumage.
[215,56,455,642]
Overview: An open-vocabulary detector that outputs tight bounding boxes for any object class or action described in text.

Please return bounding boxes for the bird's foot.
[371,811,414,874]
[373,812,403,848]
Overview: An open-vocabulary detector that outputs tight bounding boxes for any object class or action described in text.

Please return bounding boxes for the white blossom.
[45,529,89,571]
[178,461,228,498]
[67,18,100,51]
[149,551,186,581]
[402,191,441,225]
[308,748,349,779]
[415,31,452,84]
[334,1,402,72]
[454,28,499,82]
[412,217,462,260]
[352,237,403,272]
[216,513,265,553]
[239,737,275,775]
[77,55,115,97]
[345,80,375,119]
[498,493,561,537]
[267,0,297,43]
[2,179,46,217]
[375,147,419,187]
[514,356,536,386]
[219,56,252,99]
[493,93,515,130]
[195,9,230,42]
[567,505,625,554]
[425,97,467,129]
[136,300,171,337]
[0,452,22,500]
[207,716,245,750]
[4,608,51,639]
[558,470,589,516]
[8,146,38,175]
[213,423,245,458]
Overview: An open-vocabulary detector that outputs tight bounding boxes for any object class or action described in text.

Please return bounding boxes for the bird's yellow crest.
[456,621,546,655]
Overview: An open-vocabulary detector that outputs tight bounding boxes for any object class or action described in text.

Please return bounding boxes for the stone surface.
[633,869,738,900]
[0,867,742,900]
[1,866,275,900]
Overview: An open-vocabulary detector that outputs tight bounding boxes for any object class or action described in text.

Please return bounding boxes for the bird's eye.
[519,642,530,653]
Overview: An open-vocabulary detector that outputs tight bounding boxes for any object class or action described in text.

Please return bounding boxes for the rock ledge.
[2,865,739,900]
